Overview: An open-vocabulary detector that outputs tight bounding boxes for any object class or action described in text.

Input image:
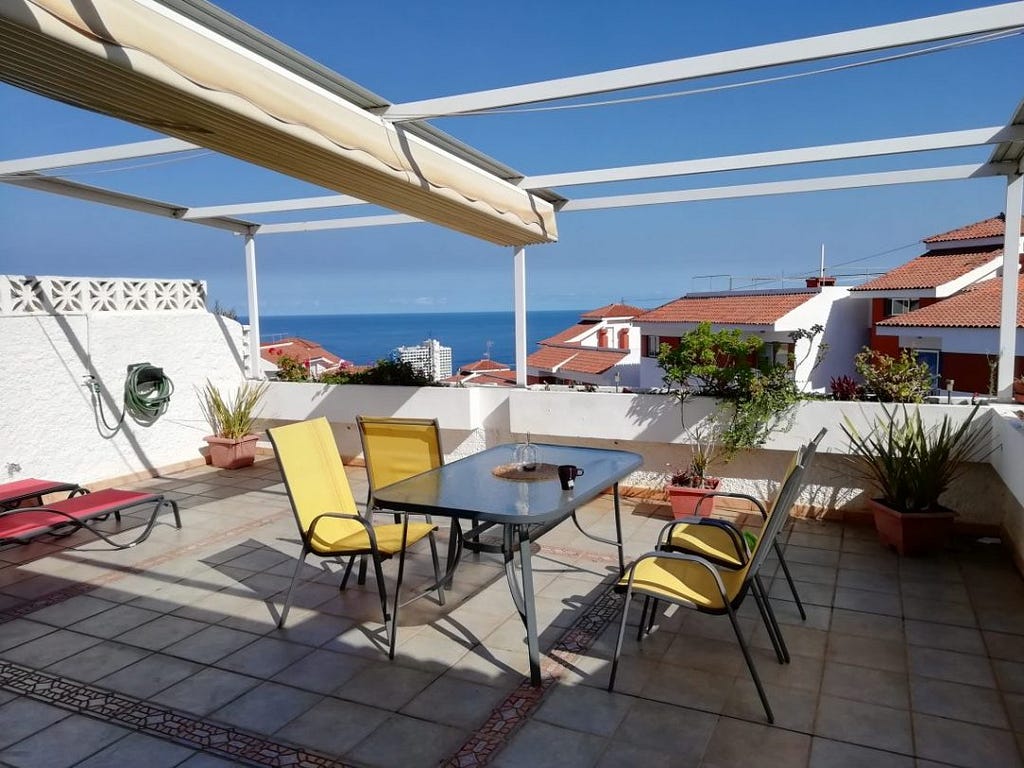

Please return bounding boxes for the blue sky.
[1,0,1022,315]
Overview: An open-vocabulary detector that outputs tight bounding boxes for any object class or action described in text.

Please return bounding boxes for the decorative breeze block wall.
[0,276,207,316]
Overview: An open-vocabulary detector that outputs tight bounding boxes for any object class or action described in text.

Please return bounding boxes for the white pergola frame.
[3,3,1023,395]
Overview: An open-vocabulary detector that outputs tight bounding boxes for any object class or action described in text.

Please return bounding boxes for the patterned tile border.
[0,659,353,768]
[0,493,628,768]
[442,586,623,768]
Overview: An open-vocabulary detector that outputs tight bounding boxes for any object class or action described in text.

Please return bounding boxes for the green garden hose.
[89,363,174,432]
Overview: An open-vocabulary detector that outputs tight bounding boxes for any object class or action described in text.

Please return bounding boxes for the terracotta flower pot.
[869,498,955,556]
[666,479,721,519]
[1013,381,1024,404]
[204,434,259,469]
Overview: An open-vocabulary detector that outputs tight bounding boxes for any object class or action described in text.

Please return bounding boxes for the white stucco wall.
[257,383,1019,531]
[878,325,1024,356]
[0,311,247,485]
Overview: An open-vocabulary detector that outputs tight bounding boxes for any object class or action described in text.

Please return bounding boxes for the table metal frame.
[373,442,642,685]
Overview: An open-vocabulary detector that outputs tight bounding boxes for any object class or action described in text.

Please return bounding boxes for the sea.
[243,310,584,371]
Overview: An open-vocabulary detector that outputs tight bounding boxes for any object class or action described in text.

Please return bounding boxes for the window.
[913,349,941,391]
[885,298,920,317]
[597,328,608,348]
[644,335,661,357]
[618,328,630,350]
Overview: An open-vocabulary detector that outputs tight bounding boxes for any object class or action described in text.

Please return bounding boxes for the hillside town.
[262,213,1024,398]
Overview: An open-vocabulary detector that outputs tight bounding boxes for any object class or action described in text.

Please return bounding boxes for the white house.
[527,304,645,388]
[634,280,864,392]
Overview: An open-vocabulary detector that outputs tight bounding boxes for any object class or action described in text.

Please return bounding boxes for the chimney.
[806,276,837,289]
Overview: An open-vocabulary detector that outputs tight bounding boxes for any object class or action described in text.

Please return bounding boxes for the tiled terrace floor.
[1,460,1023,767]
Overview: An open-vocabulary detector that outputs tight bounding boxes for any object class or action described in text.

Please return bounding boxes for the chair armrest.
[692,490,769,519]
[624,551,730,602]
[657,517,750,564]
[308,511,380,551]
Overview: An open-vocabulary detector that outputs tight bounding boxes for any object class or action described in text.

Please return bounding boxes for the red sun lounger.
[0,478,88,510]
[0,489,181,549]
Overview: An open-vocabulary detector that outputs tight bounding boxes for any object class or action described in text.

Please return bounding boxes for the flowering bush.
[854,348,932,403]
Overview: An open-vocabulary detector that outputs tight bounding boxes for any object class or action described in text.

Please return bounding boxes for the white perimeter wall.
[259,384,1023,542]
[0,312,247,485]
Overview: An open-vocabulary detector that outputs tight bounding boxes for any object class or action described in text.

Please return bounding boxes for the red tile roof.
[924,214,1024,243]
[636,291,814,325]
[467,370,519,386]
[443,369,522,387]
[260,337,342,366]
[528,346,627,375]
[877,276,1024,328]
[580,303,645,320]
[540,323,595,345]
[850,248,1002,292]
[459,359,510,372]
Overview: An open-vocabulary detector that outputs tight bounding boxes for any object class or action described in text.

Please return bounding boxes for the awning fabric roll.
[0,0,558,246]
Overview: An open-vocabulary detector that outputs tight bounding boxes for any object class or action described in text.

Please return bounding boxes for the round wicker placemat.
[491,462,559,481]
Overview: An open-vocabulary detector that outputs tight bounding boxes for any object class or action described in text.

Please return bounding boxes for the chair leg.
[340,555,357,590]
[773,541,806,620]
[647,598,659,634]
[371,553,390,634]
[636,596,650,642]
[425,516,445,606]
[608,588,633,691]
[278,545,309,628]
[755,574,790,664]
[727,601,774,724]
[389,517,411,660]
[751,579,786,664]
[357,554,368,585]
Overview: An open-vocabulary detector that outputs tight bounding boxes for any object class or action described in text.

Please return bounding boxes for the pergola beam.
[256,214,420,234]
[997,171,1023,399]
[560,164,1015,212]
[1,174,254,234]
[182,193,367,220]
[382,3,1024,118]
[0,138,198,176]
[523,126,1024,189]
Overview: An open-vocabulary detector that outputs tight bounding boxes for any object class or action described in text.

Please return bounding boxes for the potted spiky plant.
[666,419,723,518]
[842,405,986,555]
[198,380,269,469]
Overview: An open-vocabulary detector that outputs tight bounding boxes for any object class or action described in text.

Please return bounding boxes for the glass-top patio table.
[373,442,643,685]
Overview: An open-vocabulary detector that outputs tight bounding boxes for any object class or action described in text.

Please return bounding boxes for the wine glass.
[514,433,538,471]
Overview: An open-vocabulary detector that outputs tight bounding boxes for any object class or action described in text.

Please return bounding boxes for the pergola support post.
[997,172,1023,400]
[244,231,263,380]
[513,246,528,387]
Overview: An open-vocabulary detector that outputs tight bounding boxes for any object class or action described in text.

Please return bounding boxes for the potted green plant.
[198,380,269,469]
[1013,375,1024,404]
[666,420,723,518]
[841,405,986,555]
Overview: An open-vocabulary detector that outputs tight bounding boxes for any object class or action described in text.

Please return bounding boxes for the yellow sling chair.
[269,417,442,659]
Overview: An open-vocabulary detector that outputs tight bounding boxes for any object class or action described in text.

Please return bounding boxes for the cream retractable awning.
[0,0,557,246]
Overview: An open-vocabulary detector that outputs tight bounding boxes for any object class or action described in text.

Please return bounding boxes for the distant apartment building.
[850,214,1024,393]
[527,304,645,388]
[395,338,453,381]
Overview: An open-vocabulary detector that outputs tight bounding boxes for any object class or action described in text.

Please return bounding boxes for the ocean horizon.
[242,309,585,371]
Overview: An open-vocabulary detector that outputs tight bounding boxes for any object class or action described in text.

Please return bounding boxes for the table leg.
[502,524,526,619]
[613,482,625,576]
[516,524,542,686]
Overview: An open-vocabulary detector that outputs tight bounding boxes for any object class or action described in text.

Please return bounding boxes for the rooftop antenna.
[484,340,493,360]
[820,243,826,278]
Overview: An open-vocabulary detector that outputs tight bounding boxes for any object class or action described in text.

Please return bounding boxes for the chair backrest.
[357,416,443,494]
[268,417,359,534]
[744,428,826,579]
